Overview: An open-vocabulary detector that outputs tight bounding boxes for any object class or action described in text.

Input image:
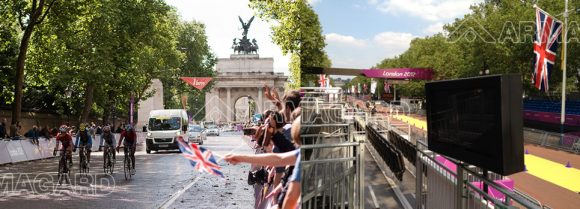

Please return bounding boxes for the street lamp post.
[65,86,73,127]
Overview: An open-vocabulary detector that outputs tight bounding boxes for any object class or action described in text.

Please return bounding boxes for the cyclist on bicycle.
[116,125,137,175]
[53,125,74,168]
[101,126,116,166]
[74,123,92,169]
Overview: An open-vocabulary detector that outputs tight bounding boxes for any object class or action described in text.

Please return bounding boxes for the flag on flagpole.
[317,74,329,88]
[176,138,226,181]
[358,83,361,93]
[370,79,377,94]
[385,79,392,93]
[532,7,563,93]
[363,83,368,94]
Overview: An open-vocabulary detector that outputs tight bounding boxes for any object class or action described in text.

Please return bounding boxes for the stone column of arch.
[258,87,263,114]
[226,87,232,122]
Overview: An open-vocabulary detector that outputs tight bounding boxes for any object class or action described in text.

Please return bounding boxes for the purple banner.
[361,68,434,79]
[130,93,134,126]
[523,110,580,127]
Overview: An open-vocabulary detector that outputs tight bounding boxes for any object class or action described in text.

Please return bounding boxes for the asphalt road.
[0,134,256,209]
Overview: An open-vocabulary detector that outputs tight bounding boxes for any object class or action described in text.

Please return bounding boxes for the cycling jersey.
[75,131,92,149]
[57,133,73,148]
[101,132,116,147]
[120,130,136,142]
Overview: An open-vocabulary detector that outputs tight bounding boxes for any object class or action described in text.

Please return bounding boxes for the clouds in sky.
[376,0,481,22]
[324,32,417,69]
[423,22,445,34]
[308,0,322,6]
[164,0,290,75]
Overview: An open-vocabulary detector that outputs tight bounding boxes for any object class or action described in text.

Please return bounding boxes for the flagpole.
[560,1,569,134]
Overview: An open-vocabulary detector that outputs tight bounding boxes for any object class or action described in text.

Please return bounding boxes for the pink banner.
[523,110,580,127]
[361,68,434,79]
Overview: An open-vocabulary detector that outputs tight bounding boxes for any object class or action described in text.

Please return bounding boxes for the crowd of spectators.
[223,83,301,209]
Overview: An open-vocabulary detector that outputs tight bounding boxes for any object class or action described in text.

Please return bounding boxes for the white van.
[145,109,189,154]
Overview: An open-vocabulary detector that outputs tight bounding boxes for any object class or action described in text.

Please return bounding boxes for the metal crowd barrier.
[523,127,580,154]
[364,114,542,209]
[0,133,146,166]
[300,123,365,209]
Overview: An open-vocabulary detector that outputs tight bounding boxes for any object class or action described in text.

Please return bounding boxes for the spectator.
[40,125,52,139]
[12,121,23,139]
[143,124,147,132]
[116,124,123,133]
[25,125,40,145]
[223,115,301,209]
[96,124,102,135]
[89,124,96,139]
[0,118,7,139]
[51,127,58,137]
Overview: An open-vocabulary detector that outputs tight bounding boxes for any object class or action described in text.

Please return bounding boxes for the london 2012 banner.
[179,77,213,90]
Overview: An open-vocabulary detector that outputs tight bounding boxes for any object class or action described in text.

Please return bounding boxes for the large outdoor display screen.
[425,74,524,175]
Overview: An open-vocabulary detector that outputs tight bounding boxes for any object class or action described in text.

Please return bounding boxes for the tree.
[249,0,301,89]
[3,0,57,123]
[159,18,217,115]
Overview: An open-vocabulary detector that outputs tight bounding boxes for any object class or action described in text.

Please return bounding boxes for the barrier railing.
[0,133,146,166]
[523,127,580,154]
[300,123,365,209]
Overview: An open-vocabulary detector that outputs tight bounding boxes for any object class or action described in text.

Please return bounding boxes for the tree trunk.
[11,1,46,123]
[79,83,95,123]
[103,103,110,126]
[108,90,116,126]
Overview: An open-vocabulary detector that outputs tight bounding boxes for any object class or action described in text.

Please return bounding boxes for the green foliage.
[0,0,217,123]
[372,0,580,98]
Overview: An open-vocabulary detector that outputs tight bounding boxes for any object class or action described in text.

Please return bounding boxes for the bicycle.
[55,149,70,185]
[101,145,115,175]
[118,146,133,180]
[77,145,90,176]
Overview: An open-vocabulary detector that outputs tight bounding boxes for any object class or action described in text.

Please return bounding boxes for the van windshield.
[149,117,181,131]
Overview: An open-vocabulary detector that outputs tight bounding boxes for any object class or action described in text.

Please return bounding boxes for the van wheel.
[199,141,203,145]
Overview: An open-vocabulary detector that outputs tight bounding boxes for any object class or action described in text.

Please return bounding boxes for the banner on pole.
[179,77,213,90]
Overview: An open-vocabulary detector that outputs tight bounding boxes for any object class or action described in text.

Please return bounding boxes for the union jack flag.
[532,8,563,93]
[177,138,226,181]
[317,74,329,88]
[363,83,368,93]
[384,79,391,93]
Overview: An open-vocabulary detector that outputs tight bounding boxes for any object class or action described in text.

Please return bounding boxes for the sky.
[308,0,484,79]
[164,0,290,76]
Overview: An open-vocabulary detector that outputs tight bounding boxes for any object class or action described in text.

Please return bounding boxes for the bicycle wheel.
[109,151,114,175]
[103,150,108,174]
[124,154,130,180]
[58,155,65,185]
[79,152,84,176]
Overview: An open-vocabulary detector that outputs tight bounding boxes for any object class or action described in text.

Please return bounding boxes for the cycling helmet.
[59,125,67,133]
[79,123,86,132]
[103,126,111,133]
[125,125,133,131]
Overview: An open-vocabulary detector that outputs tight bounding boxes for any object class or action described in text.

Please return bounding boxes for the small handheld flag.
[177,138,226,181]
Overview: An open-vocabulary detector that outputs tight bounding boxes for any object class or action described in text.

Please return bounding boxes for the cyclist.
[53,125,74,168]
[101,126,116,166]
[74,123,92,169]
[116,125,136,175]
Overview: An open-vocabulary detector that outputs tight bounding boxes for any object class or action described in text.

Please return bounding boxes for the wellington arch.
[205,54,288,123]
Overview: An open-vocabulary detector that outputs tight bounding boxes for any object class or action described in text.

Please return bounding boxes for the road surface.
[0,134,255,209]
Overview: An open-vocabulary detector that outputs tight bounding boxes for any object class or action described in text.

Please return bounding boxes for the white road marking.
[158,139,246,209]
